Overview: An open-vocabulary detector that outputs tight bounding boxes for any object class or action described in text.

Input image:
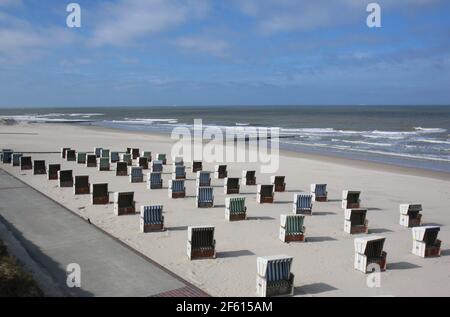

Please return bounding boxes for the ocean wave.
[414,127,447,133]
[415,138,450,145]
[111,118,179,125]
[334,139,392,147]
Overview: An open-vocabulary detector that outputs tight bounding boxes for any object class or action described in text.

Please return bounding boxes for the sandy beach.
[1,122,449,297]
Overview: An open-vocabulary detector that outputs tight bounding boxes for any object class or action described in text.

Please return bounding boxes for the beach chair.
[61,147,70,159]
[192,161,202,173]
[129,166,144,183]
[156,153,167,165]
[113,192,136,216]
[121,153,132,166]
[98,157,110,171]
[224,177,240,194]
[242,170,256,186]
[257,185,274,204]
[47,164,60,180]
[138,157,148,169]
[311,184,328,202]
[74,176,90,195]
[110,151,120,163]
[271,176,286,192]
[342,190,361,209]
[280,215,306,243]
[90,183,109,205]
[66,150,76,162]
[168,179,186,198]
[151,160,163,173]
[256,255,294,297]
[20,156,32,170]
[33,160,46,175]
[412,226,441,258]
[141,151,152,162]
[58,170,73,188]
[344,209,368,234]
[115,162,128,176]
[292,194,313,215]
[12,153,23,166]
[196,171,211,187]
[214,165,227,179]
[77,152,86,164]
[126,147,131,154]
[132,148,140,160]
[196,187,214,208]
[173,156,184,167]
[1,149,13,164]
[101,149,110,159]
[172,165,186,180]
[140,205,164,232]
[94,147,102,158]
[354,236,387,273]
[187,226,216,260]
[399,204,423,228]
[147,172,163,189]
[225,197,247,221]
[86,154,97,167]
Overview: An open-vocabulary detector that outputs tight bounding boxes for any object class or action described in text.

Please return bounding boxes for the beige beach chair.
[256,255,294,297]
[113,192,136,216]
[412,226,441,258]
[354,236,387,273]
[399,204,422,228]
[187,226,216,260]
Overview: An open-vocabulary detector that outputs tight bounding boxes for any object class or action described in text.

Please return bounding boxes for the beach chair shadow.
[367,207,383,211]
[294,283,338,296]
[247,216,275,221]
[168,226,189,231]
[388,262,421,270]
[217,250,255,258]
[285,189,303,193]
[274,201,292,205]
[313,212,336,216]
[306,236,336,243]
[327,199,341,202]
[369,228,393,234]
[422,223,444,227]
[440,249,450,257]
[214,204,226,208]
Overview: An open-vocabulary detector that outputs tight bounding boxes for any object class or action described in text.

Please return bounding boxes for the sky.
[0,0,449,108]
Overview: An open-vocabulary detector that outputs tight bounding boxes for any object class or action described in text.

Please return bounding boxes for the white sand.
[1,122,449,297]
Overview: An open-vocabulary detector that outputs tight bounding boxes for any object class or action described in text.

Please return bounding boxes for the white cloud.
[174,35,230,58]
[90,0,209,46]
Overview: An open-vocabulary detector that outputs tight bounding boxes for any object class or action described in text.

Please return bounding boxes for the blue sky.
[0,0,449,107]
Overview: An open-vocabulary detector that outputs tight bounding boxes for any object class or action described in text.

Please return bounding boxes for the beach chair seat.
[94,147,102,158]
[256,255,294,297]
[33,160,46,175]
[140,205,164,232]
[77,152,86,164]
[192,161,202,173]
[214,165,227,179]
[58,170,73,188]
[196,187,214,208]
[12,153,23,166]
[399,204,423,228]
[172,165,186,180]
[66,150,76,161]
[110,151,120,163]
[47,164,60,180]
[257,185,274,204]
[156,153,167,165]
[354,236,387,273]
[20,156,32,170]
[242,170,256,186]
[344,209,368,234]
[98,157,110,171]
[151,160,163,173]
[114,192,136,216]
[147,172,163,189]
[116,162,128,176]
[279,215,306,242]
[311,184,328,202]
[90,183,109,205]
[271,176,286,192]
[187,226,216,260]
[129,166,144,183]
[131,148,140,160]
[101,149,110,159]
[86,154,97,167]
[224,177,240,194]
[61,148,70,159]
[412,226,441,258]
[342,190,361,209]
[225,197,247,221]
[74,176,90,195]
[141,151,152,162]
[292,193,313,215]
[168,179,186,198]
[121,153,132,166]
[139,157,148,169]
[196,171,211,187]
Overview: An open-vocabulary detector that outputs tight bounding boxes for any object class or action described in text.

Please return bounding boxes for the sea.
[1,106,449,173]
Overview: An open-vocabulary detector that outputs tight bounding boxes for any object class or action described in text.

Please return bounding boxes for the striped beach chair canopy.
[258,185,274,197]
[142,151,152,160]
[242,170,256,179]
[294,194,312,209]
[141,205,163,224]
[94,147,102,157]
[110,152,119,161]
[257,255,293,282]
[197,171,211,184]
[99,157,109,167]
[59,170,73,181]
[170,179,185,192]
[197,187,214,203]
[92,183,108,197]
[175,165,185,175]
[226,177,239,189]
[101,149,110,158]
[188,226,215,247]
[311,184,327,196]
[281,215,305,235]
[12,153,23,165]
[150,172,162,183]
[226,197,246,213]
[114,192,134,208]
[152,160,163,172]
[157,153,166,161]
[130,166,143,176]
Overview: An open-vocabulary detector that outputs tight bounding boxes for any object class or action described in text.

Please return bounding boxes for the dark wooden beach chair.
[192,161,202,173]
[242,170,256,186]
[399,204,422,228]
[224,177,240,194]
[354,236,387,273]
[271,176,286,192]
[344,209,369,234]
[214,164,227,179]
[74,176,90,195]
[20,156,32,170]
[47,164,60,180]
[114,192,136,216]
[412,226,441,258]
[138,157,148,169]
[116,162,128,176]
[257,185,274,204]
[90,183,109,205]
[311,183,328,202]
[33,160,46,175]
[187,226,216,260]
[86,154,97,167]
[61,147,70,159]
[58,170,73,188]
[342,190,361,209]
[140,205,164,232]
